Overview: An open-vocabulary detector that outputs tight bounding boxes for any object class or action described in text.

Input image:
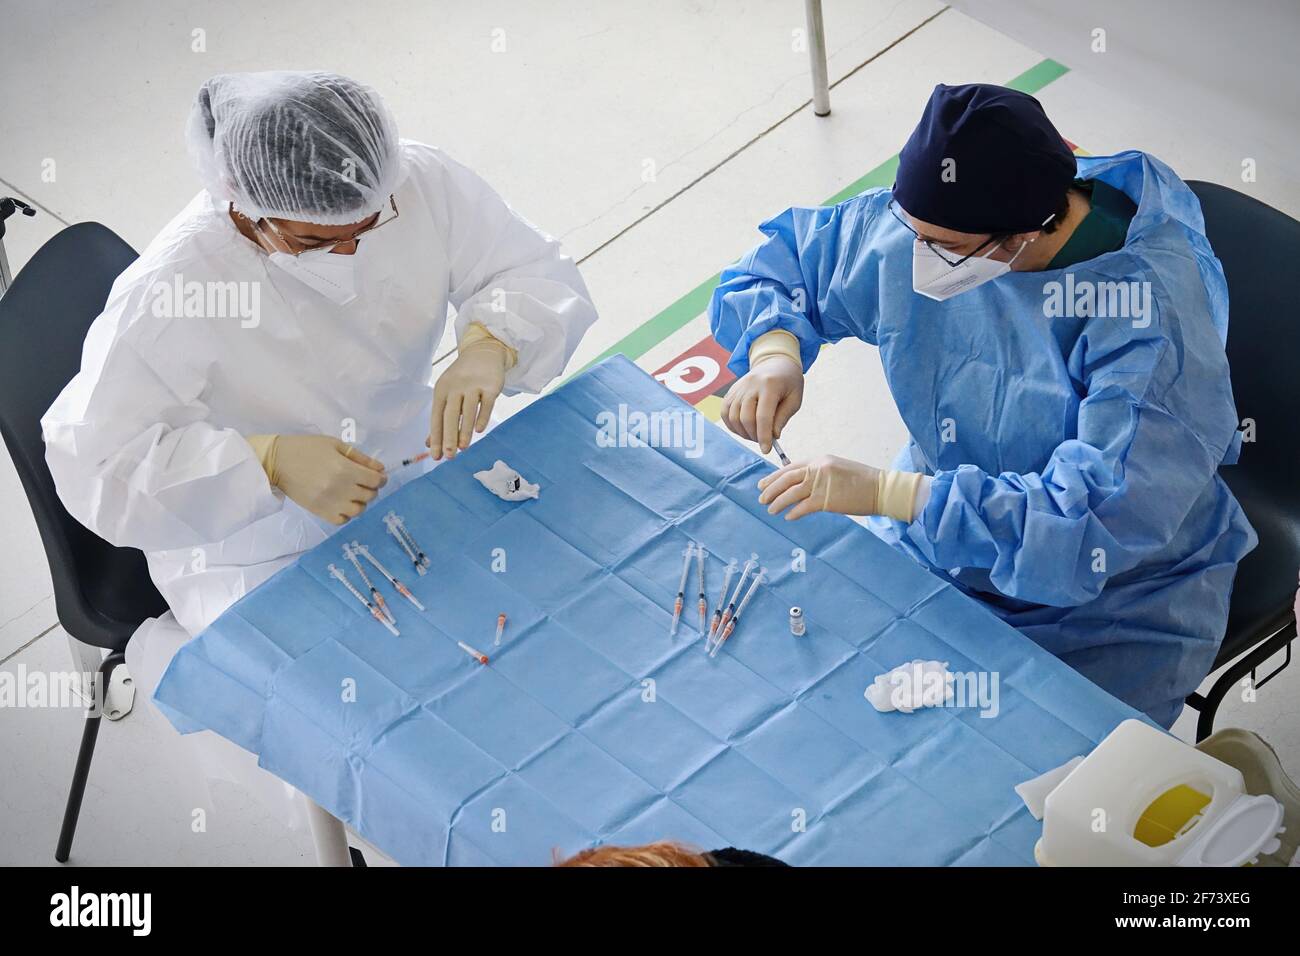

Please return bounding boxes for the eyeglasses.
[255,196,399,255]
[888,198,1006,268]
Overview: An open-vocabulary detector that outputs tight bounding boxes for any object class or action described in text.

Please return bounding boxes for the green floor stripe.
[1004,58,1069,94]
[573,275,719,380]
[824,154,901,207]
[565,57,1069,381]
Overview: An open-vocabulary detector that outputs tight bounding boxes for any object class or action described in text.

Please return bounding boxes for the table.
[155,355,1139,865]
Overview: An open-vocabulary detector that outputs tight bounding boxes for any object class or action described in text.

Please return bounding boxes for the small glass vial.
[789,606,806,636]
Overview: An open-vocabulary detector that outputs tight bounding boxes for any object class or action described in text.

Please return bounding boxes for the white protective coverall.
[41,72,597,823]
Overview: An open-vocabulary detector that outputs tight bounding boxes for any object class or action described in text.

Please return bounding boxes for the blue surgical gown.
[708,151,1257,728]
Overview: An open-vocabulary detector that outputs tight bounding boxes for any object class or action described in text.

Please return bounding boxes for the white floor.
[1,1,1296,865]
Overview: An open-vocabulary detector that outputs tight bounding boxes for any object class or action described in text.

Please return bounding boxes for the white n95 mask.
[912,242,1010,301]
[911,210,1052,302]
[269,247,359,305]
[912,237,1035,302]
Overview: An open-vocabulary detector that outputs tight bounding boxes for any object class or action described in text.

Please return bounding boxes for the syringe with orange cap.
[344,542,394,625]
[328,563,400,637]
[695,544,708,636]
[398,450,433,468]
[352,542,425,611]
[713,554,757,650]
[457,641,489,665]
[708,559,738,643]
[710,567,765,659]
[669,542,694,638]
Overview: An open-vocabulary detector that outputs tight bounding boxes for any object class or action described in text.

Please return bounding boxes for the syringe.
[328,563,400,636]
[695,544,708,636]
[669,543,694,638]
[344,543,394,624]
[352,542,425,611]
[457,641,489,665]
[398,450,432,468]
[395,514,431,572]
[384,512,429,575]
[710,567,766,658]
[713,553,757,650]
[708,560,738,641]
[770,438,791,466]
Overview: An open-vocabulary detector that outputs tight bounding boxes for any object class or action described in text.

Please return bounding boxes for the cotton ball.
[865,659,954,713]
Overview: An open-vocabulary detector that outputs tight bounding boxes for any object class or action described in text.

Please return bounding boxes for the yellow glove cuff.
[875,469,924,522]
[747,329,801,371]
[459,322,518,370]
[246,434,281,486]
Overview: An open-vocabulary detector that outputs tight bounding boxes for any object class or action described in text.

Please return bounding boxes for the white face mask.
[912,236,1033,302]
[268,246,359,305]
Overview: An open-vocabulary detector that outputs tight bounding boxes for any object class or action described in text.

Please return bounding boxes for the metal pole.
[805,0,831,116]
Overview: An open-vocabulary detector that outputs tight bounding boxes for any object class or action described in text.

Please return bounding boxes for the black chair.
[1182,181,1300,741]
[0,223,168,861]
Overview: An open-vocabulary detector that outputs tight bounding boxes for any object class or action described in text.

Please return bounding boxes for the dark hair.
[1040,187,1077,235]
[197,86,216,139]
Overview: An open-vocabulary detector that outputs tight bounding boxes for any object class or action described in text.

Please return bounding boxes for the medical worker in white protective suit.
[42,71,597,817]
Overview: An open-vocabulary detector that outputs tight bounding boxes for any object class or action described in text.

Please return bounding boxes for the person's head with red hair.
[555,841,712,867]
[554,841,788,867]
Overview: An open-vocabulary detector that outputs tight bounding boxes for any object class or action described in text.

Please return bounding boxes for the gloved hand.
[721,350,804,453]
[429,326,515,460]
[247,434,387,525]
[758,455,923,522]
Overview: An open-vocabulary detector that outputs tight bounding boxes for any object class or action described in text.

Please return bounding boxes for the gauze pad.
[474,459,540,501]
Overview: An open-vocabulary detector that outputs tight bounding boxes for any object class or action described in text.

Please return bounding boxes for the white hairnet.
[186,70,403,226]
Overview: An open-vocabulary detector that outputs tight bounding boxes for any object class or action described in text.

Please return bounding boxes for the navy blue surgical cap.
[894,83,1077,235]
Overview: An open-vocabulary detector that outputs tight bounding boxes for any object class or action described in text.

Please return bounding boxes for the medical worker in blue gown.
[708,84,1256,728]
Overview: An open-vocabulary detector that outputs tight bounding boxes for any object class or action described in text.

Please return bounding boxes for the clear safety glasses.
[888,198,1007,267]
[256,195,400,255]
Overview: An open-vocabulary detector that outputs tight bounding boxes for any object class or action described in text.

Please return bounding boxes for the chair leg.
[1185,625,1295,743]
[55,650,124,863]
[302,793,353,866]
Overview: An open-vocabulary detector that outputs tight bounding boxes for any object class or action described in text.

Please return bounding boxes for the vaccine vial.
[789,606,806,636]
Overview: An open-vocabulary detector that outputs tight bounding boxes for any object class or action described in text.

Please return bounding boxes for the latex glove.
[721,340,804,453]
[757,455,923,522]
[247,434,387,525]
[429,329,514,460]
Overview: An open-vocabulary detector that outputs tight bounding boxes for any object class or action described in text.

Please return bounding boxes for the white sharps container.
[1037,719,1286,866]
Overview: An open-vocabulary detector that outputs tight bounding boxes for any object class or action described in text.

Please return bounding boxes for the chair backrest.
[1189,181,1300,649]
[0,223,167,650]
